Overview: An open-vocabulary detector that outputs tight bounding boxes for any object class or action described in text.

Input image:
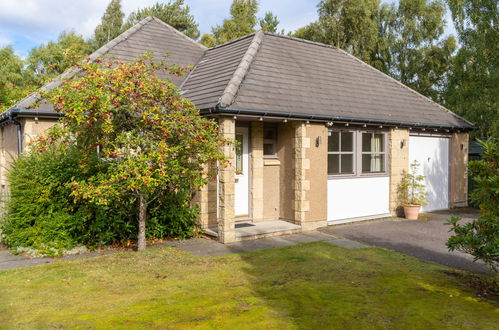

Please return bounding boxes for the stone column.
[218,117,236,243]
[250,121,264,222]
[388,128,410,216]
[450,132,469,208]
[293,122,311,227]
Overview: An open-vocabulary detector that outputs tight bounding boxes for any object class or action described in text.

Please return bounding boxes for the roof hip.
[218,30,264,108]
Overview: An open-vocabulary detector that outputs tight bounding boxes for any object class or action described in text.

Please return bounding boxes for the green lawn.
[0,242,497,329]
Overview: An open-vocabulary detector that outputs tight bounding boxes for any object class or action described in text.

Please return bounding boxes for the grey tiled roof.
[4,18,473,130]
[183,33,473,130]
[7,16,205,114]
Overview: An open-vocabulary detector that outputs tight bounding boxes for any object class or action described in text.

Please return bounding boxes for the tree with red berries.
[46,55,228,250]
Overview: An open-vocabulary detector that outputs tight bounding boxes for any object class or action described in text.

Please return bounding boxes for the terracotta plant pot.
[403,204,421,220]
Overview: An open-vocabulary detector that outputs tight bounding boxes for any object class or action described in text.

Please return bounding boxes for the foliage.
[124,0,200,39]
[92,0,125,50]
[444,0,498,139]
[294,0,456,102]
[377,0,457,102]
[1,125,203,255]
[200,0,281,46]
[294,0,381,64]
[0,46,35,111]
[27,31,92,83]
[398,161,428,206]
[259,12,280,33]
[44,55,227,250]
[446,139,499,271]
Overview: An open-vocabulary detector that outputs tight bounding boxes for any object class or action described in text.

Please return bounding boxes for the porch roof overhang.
[201,106,477,133]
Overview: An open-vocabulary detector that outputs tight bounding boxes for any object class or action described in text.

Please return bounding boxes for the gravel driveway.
[321,209,491,274]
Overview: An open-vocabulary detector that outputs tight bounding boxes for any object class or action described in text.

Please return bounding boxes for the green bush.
[446,139,499,272]
[1,143,200,255]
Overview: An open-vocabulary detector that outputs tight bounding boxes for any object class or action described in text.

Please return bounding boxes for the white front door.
[409,136,450,212]
[234,127,249,217]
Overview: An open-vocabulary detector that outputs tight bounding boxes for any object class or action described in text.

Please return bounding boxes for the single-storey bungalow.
[0,17,473,243]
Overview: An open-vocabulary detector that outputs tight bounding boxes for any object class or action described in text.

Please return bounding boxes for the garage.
[409,135,450,212]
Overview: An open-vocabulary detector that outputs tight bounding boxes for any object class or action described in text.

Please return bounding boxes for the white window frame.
[328,128,388,179]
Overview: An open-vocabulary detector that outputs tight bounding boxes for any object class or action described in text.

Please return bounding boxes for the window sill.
[328,173,388,180]
[264,158,280,166]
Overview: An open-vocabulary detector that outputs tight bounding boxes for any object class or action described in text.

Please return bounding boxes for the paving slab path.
[322,209,491,274]
[0,232,366,271]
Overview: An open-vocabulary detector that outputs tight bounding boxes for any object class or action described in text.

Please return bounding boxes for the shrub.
[446,139,499,272]
[398,161,428,206]
[1,137,201,255]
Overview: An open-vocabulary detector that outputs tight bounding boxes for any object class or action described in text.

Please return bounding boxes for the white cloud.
[0,33,11,47]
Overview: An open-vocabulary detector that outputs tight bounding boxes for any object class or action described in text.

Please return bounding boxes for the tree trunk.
[138,194,147,251]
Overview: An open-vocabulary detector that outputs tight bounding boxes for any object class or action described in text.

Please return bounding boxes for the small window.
[361,133,386,173]
[328,131,354,174]
[235,134,243,174]
[263,125,277,157]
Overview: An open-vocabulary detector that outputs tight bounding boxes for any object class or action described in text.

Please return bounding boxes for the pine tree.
[124,0,199,39]
[92,0,125,49]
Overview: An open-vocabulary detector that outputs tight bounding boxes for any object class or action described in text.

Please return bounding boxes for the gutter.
[203,106,476,132]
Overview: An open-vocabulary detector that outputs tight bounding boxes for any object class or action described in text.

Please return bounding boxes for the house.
[0,17,473,243]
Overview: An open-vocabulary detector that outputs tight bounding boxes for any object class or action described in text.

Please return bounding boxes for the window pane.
[328,154,340,174]
[236,134,243,174]
[264,128,275,140]
[263,143,275,156]
[341,154,353,173]
[362,133,372,152]
[363,133,384,152]
[374,134,385,152]
[362,154,385,172]
[328,131,339,152]
[341,132,353,152]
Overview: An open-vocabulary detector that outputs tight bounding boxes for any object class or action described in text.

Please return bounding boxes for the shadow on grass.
[226,241,498,328]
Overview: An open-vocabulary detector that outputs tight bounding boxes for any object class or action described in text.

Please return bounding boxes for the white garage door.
[409,136,450,212]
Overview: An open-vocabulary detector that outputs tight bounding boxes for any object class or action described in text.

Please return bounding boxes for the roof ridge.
[334,48,475,128]
[10,16,155,111]
[263,32,338,50]
[149,16,206,50]
[218,31,264,108]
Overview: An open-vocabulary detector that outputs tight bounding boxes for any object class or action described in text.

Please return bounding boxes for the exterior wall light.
[316,136,322,147]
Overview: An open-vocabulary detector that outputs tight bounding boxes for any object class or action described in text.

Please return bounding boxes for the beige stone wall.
[388,128,410,215]
[0,118,58,189]
[450,132,469,208]
[0,124,19,188]
[305,123,327,228]
[278,123,294,221]
[250,122,264,221]
[21,118,58,148]
[217,117,236,243]
[195,176,218,230]
[263,160,280,220]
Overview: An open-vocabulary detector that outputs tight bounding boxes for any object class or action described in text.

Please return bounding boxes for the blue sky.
[0,0,456,58]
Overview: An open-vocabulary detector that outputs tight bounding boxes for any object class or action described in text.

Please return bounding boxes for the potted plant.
[398,161,428,220]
